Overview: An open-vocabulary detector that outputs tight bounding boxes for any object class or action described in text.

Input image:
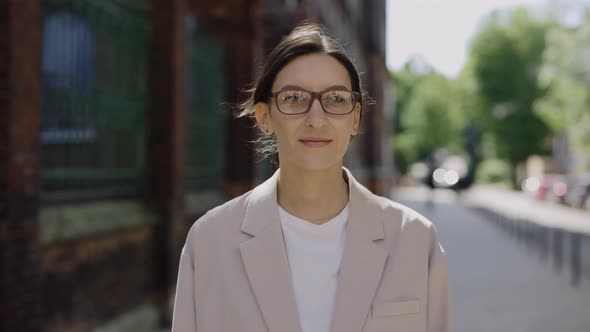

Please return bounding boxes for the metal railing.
[185,18,225,190]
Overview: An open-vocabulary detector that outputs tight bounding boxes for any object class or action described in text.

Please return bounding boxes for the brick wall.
[41,225,159,332]
[146,1,189,322]
[2,0,192,330]
[0,1,43,331]
[191,0,262,196]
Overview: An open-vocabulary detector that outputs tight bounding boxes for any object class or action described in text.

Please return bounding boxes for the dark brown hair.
[236,21,366,157]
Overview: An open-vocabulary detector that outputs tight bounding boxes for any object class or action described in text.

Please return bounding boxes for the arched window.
[41,2,147,200]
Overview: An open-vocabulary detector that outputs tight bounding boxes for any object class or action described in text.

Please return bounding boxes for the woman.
[172,22,451,332]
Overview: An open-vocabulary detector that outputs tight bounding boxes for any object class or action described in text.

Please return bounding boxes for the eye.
[281,91,307,103]
[324,91,347,103]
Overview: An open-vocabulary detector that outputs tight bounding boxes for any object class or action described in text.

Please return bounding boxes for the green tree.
[535,17,590,171]
[391,60,431,173]
[468,7,553,188]
[392,57,432,133]
[394,71,465,173]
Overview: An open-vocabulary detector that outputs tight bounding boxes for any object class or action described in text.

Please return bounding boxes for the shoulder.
[348,171,434,233]
[367,193,445,257]
[184,189,252,247]
[368,192,435,232]
[368,192,442,250]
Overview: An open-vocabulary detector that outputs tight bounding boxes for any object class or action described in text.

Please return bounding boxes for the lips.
[299,137,332,142]
[299,137,332,147]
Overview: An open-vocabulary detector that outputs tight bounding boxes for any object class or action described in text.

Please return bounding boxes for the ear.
[351,102,361,136]
[255,102,273,135]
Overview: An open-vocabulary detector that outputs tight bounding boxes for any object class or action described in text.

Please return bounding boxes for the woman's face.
[255,53,361,171]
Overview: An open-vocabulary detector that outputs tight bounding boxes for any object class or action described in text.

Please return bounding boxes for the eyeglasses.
[270,88,360,115]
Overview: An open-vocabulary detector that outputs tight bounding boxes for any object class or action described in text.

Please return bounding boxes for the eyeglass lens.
[276,90,355,114]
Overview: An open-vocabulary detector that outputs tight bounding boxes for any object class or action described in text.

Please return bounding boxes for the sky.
[386,0,589,77]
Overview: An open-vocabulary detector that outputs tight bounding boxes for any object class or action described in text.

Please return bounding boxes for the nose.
[304,98,327,128]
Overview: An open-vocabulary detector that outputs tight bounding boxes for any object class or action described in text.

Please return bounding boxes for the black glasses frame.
[270,87,360,115]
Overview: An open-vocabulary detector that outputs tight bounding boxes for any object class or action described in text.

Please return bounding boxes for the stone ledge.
[40,200,157,245]
[185,190,228,216]
[93,302,159,332]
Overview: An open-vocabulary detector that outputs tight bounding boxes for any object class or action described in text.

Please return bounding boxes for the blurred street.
[3,0,590,331]
[394,186,590,332]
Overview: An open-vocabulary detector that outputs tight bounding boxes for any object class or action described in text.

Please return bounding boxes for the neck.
[277,163,349,225]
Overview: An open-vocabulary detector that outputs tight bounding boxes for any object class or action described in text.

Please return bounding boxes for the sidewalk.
[393,185,590,235]
[462,185,590,235]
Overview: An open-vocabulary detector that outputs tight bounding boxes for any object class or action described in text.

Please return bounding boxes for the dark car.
[566,173,590,210]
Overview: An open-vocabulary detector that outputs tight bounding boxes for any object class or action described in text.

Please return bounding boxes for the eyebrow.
[277,84,351,91]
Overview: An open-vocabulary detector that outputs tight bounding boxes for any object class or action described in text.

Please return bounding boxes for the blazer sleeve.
[171,243,197,332]
[427,224,452,332]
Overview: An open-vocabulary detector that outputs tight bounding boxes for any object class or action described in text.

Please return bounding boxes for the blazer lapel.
[330,168,389,332]
[239,167,388,332]
[240,170,302,332]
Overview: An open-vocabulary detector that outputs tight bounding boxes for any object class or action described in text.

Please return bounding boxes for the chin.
[277,144,348,171]
[289,154,343,171]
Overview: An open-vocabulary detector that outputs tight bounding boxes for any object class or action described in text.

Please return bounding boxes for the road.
[394,188,590,332]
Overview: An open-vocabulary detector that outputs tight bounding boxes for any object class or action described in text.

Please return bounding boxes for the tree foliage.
[391,7,590,183]
[393,67,466,173]
[468,7,554,186]
[535,17,590,159]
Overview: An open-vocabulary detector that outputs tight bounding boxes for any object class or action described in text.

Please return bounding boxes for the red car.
[531,174,568,203]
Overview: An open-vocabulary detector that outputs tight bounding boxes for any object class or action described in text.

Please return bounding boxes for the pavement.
[396,197,590,332]
[156,185,590,332]
[393,185,590,235]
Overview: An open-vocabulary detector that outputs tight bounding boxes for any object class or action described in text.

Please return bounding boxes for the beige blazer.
[172,168,451,332]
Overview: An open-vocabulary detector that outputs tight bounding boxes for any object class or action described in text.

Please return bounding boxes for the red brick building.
[0,0,393,331]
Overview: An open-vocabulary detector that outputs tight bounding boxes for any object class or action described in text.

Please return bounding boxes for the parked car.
[565,173,590,210]
[409,154,474,191]
[430,155,474,191]
[522,174,568,204]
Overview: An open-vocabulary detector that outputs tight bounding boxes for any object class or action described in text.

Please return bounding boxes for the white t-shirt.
[278,203,350,332]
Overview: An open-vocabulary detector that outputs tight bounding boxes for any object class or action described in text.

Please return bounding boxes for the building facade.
[0,0,393,331]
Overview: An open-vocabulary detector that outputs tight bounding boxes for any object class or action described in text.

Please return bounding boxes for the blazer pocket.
[372,300,420,318]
